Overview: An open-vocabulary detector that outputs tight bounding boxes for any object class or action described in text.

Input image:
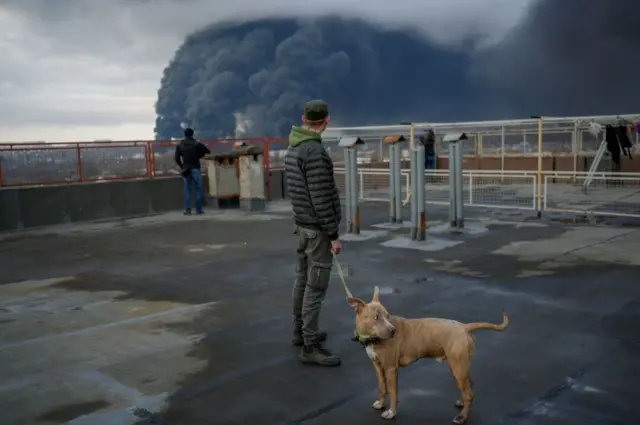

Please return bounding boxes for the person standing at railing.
[174,128,210,215]
[419,128,436,170]
[285,100,342,367]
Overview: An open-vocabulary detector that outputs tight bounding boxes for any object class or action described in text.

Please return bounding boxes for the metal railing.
[0,137,289,189]
[544,173,640,218]
[335,168,640,218]
[324,114,640,175]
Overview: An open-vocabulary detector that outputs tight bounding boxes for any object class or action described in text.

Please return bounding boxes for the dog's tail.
[464,312,509,333]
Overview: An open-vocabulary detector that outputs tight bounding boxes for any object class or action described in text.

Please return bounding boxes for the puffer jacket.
[284,126,341,240]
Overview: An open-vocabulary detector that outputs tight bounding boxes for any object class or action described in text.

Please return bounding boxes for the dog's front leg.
[372,362,387,410]
[381,367,398,419]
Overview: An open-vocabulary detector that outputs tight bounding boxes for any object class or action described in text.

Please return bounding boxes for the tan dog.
[348,286,509,424]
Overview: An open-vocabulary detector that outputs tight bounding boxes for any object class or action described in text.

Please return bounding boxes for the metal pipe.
[409,124,415,149]
[410,148,418,240]
[415,114,640,129]
[76,145,83,182]
[416,145,426,240]
[389,143,396,223]
[572,121,578,178]
[449,143,457,228]
[325,124,410,133]
[454,142,464,228]
[500,125,505,175]
[394,144,403,223]
[349,147,360,234]
[536,117,543,218]
[327,114,640,137]
[528,113,640,123]
[344,148,352,233]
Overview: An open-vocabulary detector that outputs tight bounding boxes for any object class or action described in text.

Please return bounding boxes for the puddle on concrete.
[341,230,389,242]
[423,259,490,278]
[492,227,640,266]
[381,236,463,252]
[549,215,600,225]
[187,244,226,252]
[516,270,556,278]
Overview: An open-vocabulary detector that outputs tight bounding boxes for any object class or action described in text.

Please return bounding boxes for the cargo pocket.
[308,264,331,290]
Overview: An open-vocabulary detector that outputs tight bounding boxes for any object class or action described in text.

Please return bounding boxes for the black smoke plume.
[154,1,640,139]
[476,0,640,117]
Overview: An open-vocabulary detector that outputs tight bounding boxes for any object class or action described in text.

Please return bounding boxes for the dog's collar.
[351,330,382,347]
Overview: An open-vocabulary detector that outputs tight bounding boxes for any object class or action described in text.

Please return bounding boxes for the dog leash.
[332,251,353,298]
[332,252,374,345]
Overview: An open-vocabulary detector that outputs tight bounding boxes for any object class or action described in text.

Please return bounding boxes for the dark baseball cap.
[304,100,329,122]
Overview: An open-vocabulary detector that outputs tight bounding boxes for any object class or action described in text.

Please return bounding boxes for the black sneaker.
[183,210,192,216]
[298,344,341,366]
[196,210,204,215]
[292,331,327,346]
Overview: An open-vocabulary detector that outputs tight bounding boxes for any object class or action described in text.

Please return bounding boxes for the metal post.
[572,120,578,179]
[449,143,457,228]
[344,148,353,233]
[536,117,543,218]
[416,145,426,240]
[500,125,505,175]
[349,147,360,234]
[76,145,83,182]
[389,143,396,223]
[393,144,403,223]
[410,147,418,240]
[409,124,415,149]
[454,142,464,228]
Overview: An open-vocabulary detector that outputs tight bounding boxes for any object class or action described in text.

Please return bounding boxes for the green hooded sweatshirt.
[289,126,322,147]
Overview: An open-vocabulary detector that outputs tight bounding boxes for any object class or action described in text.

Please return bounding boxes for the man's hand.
[330,239,341,255]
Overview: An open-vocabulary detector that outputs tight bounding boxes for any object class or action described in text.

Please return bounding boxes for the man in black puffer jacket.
[285,100,342,367]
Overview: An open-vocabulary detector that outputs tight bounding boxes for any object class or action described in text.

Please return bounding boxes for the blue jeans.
[183,168,203,212]
[425,154,436,170]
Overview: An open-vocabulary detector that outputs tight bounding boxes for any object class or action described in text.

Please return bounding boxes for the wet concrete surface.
[0,202,639,425]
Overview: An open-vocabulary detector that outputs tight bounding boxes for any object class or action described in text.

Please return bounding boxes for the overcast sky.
[0,0,534,143]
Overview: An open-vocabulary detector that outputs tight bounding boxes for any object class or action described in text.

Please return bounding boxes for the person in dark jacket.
[419,129,436,169]
[284,100,342,367]
[174,128,210,215]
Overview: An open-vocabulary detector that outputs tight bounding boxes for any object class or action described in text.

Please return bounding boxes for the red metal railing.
[0,137,290,191]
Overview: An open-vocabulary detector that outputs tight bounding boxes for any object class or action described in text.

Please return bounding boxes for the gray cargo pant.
[292,226,333,346]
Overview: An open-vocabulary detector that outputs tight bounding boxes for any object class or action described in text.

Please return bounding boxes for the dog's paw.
[455,400,464,408]
[381,409,396,420]
[452,414,467,424]
[372,400,384,410]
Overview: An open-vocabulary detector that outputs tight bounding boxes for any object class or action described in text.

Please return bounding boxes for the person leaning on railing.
[174,128,211,215]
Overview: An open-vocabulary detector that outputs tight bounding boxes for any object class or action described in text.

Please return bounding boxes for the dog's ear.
[372,286,380,303]
[347,297,366,313]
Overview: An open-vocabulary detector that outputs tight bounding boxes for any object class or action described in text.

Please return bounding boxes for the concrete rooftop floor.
[0,202,639,425]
